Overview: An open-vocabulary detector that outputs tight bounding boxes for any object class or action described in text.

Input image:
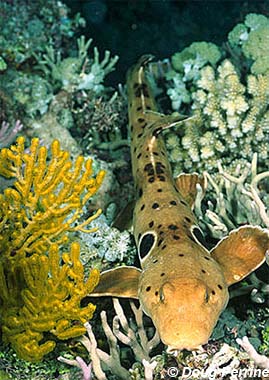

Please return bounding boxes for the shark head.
[138,253,229,350]
[149,277,228,349]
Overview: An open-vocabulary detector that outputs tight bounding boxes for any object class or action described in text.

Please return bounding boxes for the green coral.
[0,0,84,66]
[38,35,119,94]
[171,41,221,75]
[228,13,269,75]
[165,41,221,109]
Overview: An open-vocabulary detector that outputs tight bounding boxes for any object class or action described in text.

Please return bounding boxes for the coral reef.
[0,0,84,66]
[1,243,99,362]
[0,137,105,361]
[37,35,118,94]
[163,13,269,174]
[59,299,160,380]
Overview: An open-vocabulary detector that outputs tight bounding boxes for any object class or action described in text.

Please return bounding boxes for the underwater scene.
[0,0,269,379]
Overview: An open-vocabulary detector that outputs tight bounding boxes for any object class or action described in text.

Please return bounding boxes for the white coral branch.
[236,336,269,369]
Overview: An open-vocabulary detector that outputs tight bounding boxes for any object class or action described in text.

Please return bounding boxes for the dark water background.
[65,0,269,84]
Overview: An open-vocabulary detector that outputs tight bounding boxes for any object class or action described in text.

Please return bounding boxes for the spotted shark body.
[91,55,269,350]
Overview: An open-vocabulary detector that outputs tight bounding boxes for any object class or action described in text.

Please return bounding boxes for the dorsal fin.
[210,226,269,286]
[89,266,141,299]
[175,173,205,208]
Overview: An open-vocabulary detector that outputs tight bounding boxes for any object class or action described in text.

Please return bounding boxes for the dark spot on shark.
[157,224,162,228]
[157,188,162,192]
[148,177,155,183]
[138,188,143,197]
[138,118,145,123]
[149,221,154,228]
[212,290,216,295]
[159,231,164,235]
[156,167,164,175]
[134,147,137,153]
[178,254,184,257]
[218,284,223,290]
[201,269,206,274]
[153,259,158,263]
[158,175,166,181]
[152,202,159,209]
[180,199,187,206]
[141,123,147,129]
[173,235,180,240]
[146,286,151,291]
[155,291,159,296]
[144,163,153,169]
[136,106,142,111]
[140,204,145,211]
[153,152,159,156]
[161,245,167,250]
[185,217,191,223]
[170,200,177,206]
[137,153,142,159]
[139,233,156,259]
[161,272,165,276]
[137,133,143,138]
[204,256,211,260]
[157,238,164,246]
[130,125,134,132]
[168,224,178,230]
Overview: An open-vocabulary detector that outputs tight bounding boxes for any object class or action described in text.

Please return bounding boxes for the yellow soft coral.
[0,137,105,361]
[0,137,105,261]
[1,243,99,362]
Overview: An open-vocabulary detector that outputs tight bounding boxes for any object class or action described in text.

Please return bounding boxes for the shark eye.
[138,232,157,261]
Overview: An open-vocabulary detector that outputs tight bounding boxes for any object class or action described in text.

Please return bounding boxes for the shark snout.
[153,277,223,350]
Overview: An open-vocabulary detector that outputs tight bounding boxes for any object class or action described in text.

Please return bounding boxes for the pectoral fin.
[210,226,269,286]
[175,173,205,208]
[89,266,141,299]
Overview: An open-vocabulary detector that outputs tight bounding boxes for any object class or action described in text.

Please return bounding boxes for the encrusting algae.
[0,137,105,361]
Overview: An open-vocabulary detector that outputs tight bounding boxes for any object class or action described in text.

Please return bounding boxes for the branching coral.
[165,58,269,173]
[164,13,269,174]
[195,154,269,240]
[59,299,160,380]
[0,137,105,361]
[0,243,100,362]
[0,136,105,262]
[38,35,119,94]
